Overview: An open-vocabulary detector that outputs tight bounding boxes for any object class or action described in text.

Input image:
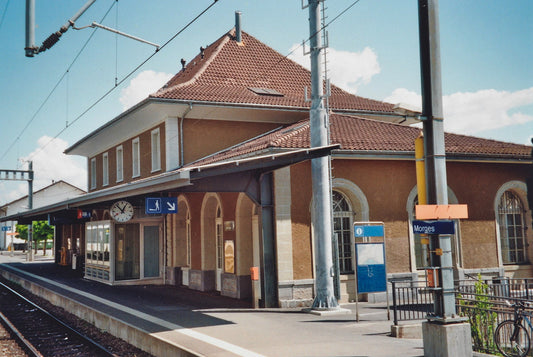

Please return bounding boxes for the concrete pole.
[308,0,338,310]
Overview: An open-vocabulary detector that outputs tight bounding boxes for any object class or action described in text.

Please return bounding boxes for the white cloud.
[443,88,533,134]
[288,45,380,94]
[384,88,422,112]
[385,87,533,136]
[119,70,173,111]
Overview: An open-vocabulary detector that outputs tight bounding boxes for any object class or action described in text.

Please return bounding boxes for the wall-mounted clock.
[110,200,134,222]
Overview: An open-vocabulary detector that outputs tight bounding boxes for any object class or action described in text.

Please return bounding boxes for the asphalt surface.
[0,251,425,357]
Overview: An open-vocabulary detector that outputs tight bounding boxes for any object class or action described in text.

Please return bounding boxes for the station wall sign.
[145,197,178,214]
[1,226,11,232]
[355,242,387,293]
[412,220,455,235]
[354,224,384,238]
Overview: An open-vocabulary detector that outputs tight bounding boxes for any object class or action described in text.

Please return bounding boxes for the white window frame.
[332,190,354,274]
[132,137,140,178]
[90,157,97,189]
[102,152,109,186]
[497,190,528,264]
[116,145,123,183]
[151,128,161,173]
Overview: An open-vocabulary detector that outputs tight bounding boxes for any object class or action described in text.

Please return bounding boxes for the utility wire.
[27,0,221,161]
[0,0,10,33]
[253,0,361,83]
[0,0,118,162]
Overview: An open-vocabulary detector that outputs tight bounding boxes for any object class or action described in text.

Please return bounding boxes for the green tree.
[16,221,54,255]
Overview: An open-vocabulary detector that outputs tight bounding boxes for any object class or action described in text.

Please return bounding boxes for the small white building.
[0,181,85,250]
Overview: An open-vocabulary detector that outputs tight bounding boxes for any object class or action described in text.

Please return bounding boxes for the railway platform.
[0,251,424,357]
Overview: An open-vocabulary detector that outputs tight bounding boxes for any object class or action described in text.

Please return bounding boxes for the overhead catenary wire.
[2,0,220,164]
[7,0,356,165]
[252,0,362,84]
[0,0,118,163]
[26,0,221,162]
[0,0,10,33]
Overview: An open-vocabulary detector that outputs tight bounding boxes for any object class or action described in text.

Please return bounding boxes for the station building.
[2,24,532,308]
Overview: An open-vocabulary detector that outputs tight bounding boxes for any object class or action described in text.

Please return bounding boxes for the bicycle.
[494,300,533,357]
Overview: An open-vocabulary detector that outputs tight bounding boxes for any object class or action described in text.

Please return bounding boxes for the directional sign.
[354,225,384,238]
[145,197,178,214]
[162,197,178,214]
[412,220,455,235]
[1,226,11,232]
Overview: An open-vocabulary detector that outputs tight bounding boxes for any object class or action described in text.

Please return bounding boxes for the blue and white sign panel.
[1,226,11,232]
[145,197,178,214]
[355,242,387,293]
[412,220,455,235]
[354,225,384,238]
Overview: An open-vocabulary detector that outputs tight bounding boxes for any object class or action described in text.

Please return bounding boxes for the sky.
[0,0,531,205]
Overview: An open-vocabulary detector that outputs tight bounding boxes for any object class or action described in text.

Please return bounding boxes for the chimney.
[235,11,242,43]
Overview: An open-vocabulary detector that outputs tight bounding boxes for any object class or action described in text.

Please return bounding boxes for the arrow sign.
[146,197,178,214]
[164,198,177,213]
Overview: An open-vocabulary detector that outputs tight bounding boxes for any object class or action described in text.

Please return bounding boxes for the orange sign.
[416,204,468,220]
[6,232,18,236]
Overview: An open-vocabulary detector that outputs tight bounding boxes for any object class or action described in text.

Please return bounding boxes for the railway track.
[0,281,116,357]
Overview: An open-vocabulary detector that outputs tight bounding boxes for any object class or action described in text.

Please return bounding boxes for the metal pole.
[308,0,338,310]
[418,0,456,320]
[27,161,33,261]
[25,0,36,57]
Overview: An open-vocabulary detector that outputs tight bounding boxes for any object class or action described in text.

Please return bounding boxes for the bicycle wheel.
[494,320,531,357]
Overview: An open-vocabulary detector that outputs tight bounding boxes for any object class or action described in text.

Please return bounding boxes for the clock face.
[110,200,134,222]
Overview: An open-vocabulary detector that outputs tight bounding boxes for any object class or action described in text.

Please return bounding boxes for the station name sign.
[412,220,455,235]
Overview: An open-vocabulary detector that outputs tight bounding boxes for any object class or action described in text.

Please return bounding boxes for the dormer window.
[248,87,284,97]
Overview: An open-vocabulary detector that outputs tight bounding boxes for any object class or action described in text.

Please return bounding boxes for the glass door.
[115,224,140,280]
[143,225,160,278]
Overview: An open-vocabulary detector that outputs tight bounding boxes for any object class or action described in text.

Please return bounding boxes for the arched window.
[498,191,527,264]
[333,191,354,274]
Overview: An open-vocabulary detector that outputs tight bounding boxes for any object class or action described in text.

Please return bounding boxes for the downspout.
[179,103,192,167]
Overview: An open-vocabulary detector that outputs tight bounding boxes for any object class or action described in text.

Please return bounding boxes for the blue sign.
[1,226,11,232]
[354,225,384,238]
[145,197,178,214]
[355,242,387,293]
[412,220,455,235]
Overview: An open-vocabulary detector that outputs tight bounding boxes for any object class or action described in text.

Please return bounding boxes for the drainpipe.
[179,103,192,167]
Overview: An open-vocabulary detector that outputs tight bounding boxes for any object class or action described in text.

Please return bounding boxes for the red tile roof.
[187,114,532,166]
[151,30,395,113]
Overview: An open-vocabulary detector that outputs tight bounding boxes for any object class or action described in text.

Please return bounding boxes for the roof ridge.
[268,120,310,147]
[152,31,232,97]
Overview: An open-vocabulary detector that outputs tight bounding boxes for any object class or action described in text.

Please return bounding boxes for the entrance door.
[143,225,160,278]
[215,207,223,291]
[115,224,140,280]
